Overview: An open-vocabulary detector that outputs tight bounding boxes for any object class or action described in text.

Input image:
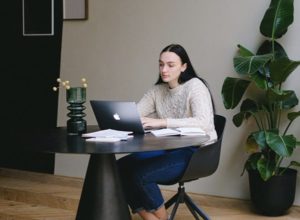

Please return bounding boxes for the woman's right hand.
[141,117,167,129]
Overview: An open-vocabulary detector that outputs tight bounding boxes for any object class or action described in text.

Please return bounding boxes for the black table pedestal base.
[76,154,131,220]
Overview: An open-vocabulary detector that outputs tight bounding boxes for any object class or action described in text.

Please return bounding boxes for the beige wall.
[55,0,300,205]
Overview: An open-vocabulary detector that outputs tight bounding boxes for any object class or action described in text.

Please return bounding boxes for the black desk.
[22,125,209,220]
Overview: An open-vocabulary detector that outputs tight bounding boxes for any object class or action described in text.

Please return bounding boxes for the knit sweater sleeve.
[137,87,157,117]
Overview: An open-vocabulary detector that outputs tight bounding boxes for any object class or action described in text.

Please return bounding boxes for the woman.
[118,44,217,220]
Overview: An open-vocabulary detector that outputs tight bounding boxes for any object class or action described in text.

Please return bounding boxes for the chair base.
[165,183,210,220]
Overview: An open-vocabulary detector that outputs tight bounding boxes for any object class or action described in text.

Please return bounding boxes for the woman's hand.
[141,117,167,129]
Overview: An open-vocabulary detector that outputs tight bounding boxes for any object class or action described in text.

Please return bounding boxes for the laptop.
[90,100,146,134]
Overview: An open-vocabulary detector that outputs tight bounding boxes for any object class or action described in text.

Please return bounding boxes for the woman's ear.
[181,63,187,72]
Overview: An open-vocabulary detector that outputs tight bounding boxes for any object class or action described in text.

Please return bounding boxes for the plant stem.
[253,113,262,130]
[275,156,283,175]
[271,38,275,61]
[284,121,293,135]
[279,164,289,176]
[265,109,271,129]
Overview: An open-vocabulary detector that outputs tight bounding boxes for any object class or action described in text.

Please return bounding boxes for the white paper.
[85,135,134,142]
[82,129,133,138]
[86,137,122,142]
[176,127,205,136]
[150,129,180,137]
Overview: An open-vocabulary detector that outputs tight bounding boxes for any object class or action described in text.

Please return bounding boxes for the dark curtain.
[1,0,63,173]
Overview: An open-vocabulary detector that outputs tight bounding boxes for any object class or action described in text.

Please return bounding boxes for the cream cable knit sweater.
[137,78,217,143]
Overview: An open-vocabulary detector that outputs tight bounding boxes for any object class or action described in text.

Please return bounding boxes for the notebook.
[90,100,146,134]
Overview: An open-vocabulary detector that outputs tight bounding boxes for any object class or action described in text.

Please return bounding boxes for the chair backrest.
[179,114,226,183]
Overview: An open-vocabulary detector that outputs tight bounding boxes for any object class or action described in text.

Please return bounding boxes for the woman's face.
[159,51,187,88]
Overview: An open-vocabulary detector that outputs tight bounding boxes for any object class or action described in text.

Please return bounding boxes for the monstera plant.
[222,0,300,215]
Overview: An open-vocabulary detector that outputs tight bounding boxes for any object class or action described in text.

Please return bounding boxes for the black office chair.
[164,114,226,220]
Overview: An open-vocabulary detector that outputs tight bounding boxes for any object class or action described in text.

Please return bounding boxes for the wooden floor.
[0,168,299,220]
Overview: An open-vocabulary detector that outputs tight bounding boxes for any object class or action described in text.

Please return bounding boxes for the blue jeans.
[117,147,195,213]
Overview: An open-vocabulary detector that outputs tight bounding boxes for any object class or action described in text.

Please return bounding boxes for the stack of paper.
[151,127,205,137]
[82,129,133,142]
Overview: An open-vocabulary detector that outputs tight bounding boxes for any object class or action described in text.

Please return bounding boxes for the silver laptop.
[90,100,146,134]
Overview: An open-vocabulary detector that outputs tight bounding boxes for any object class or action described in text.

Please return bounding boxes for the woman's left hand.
[141,117,167,129]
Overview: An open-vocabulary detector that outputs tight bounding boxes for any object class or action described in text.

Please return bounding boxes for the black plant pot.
[248,168,297,216]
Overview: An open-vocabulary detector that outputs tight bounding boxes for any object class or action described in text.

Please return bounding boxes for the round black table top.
[21,125,210,154]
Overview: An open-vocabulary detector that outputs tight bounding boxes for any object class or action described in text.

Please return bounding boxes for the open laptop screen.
[90,100,145,134]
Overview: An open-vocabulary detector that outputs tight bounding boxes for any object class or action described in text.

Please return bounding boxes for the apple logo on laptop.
[113,113,121,120]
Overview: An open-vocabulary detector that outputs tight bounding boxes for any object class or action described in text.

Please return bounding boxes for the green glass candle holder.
[66,87,87,135]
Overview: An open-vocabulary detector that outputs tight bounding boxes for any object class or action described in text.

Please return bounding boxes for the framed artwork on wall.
[22,0,54,36]
[63,0,88,20]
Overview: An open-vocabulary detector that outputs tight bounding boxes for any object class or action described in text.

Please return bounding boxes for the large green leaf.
[282,91,298,109]
[244,152,262,171]
[265,132,296,156]
[283,135,297,153]
[232,98,258,127]
[289,161,300,167]
[260,0,294,39]
[234,54,273,75]
[255,41,289,86]
[252,131,268,150]
[257,40,288,59]
[237,44,254,57]
[221,77,251,109]
[240,99,259,112]
[266,89,298,109]
[269,57,300,84]
[287,111,300,121]
[257,157,274,181]
[249,72,268,90]
[266,88,294,103]
[246,135,260,153]
[232,112,247,127]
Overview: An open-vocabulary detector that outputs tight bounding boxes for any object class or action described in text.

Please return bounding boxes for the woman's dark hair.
[155,44,198,84]
[155,44,215,112]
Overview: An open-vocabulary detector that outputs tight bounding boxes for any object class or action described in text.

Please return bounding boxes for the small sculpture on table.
[66,86,87,135]
[53,78,88,135]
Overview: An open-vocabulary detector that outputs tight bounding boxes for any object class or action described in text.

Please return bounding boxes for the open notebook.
[150,127,205,137]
